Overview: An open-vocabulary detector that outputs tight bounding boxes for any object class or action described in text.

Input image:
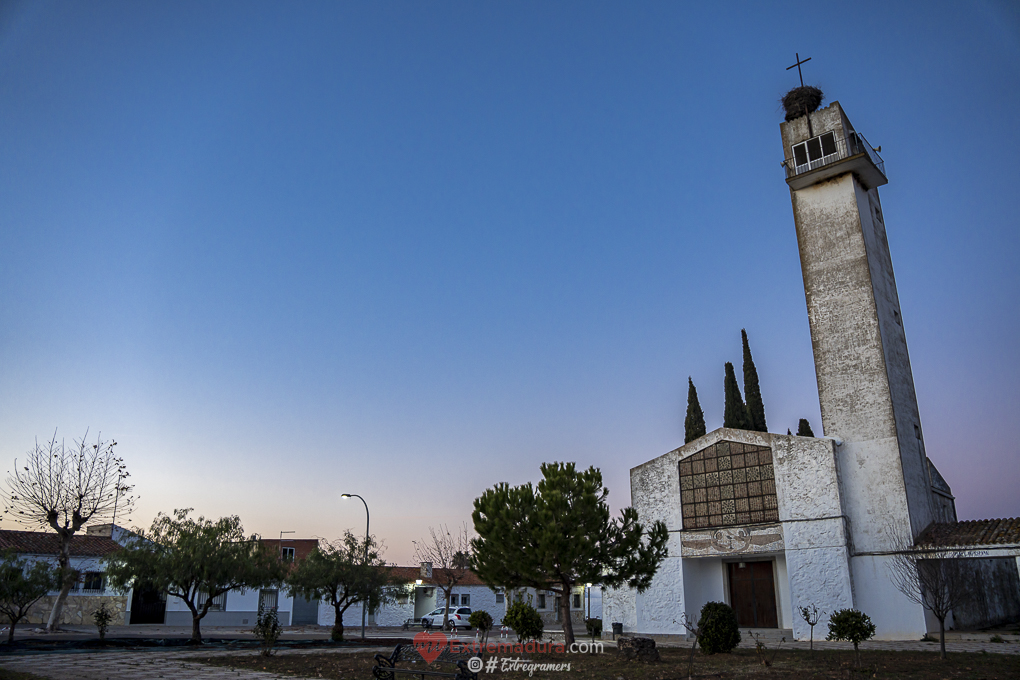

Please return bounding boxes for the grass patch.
[192,647,1020,679]
[0,669,46,680]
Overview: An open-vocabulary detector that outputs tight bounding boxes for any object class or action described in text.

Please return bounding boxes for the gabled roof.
[386,566,488,587]
[917,518,1020,547]
[0,530,121,557]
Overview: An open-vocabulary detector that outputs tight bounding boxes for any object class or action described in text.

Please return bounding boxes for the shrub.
[253,603,282,656]
[469,610,493,641]
[502,599,543,642]
[826,608,875,666]
[92,603,113,643]
[697,602,741,654]
[585,617,603,640]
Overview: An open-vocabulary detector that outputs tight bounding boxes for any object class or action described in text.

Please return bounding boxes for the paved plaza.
[0,627,1017,679]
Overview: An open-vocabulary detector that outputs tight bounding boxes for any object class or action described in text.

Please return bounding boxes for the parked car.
[421,607,473,630]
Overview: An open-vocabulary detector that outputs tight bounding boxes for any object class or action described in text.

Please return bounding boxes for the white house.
[0,529,127,625]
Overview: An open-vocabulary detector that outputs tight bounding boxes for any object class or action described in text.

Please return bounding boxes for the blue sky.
[2,1,1018,564]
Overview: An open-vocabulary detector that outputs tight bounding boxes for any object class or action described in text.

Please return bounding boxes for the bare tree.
[413,523,471,630]
[3,430,132,631]
[887,524,970,660]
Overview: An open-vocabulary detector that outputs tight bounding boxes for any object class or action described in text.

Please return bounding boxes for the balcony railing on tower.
[783,130,886,186]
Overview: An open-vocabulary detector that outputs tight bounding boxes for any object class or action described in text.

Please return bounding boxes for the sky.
[1,1,1018,566]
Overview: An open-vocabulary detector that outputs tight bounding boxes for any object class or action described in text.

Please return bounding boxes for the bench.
[373,643,479,680]
[402,618,434,631]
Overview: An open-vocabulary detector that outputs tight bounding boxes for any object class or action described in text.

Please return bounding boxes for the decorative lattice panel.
[678,441,778,530]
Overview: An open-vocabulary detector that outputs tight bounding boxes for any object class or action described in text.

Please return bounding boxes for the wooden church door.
[727,561,778,628]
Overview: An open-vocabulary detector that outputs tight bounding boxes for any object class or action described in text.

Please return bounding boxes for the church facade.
[603,99,1020,640]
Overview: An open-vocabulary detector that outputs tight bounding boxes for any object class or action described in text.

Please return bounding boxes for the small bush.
[585,617,603,639]
[253,603,282,656]
[469,610,493,640]
[826,608,875,666]
[697,602,741,654]
[92,603,113,642]
[502,599,543,642]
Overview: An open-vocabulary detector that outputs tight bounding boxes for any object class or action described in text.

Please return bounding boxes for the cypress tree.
[797,419,815,437]
[684,378,707,444]
[741,329,768,433]
[723,362,749,430]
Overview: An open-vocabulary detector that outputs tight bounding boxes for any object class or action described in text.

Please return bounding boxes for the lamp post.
[341,493,369,640]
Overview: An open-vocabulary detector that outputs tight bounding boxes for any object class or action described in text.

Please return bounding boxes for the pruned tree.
[887,525,971,659]
[286,531,391,641]
[413,524,471,631]
[104,509,286,643]
[3,430,133,631]
[0,551,58,643]
[684,378,707,444]
[741,329,767,432]
[472,462,669,646]
[723,363,749,430]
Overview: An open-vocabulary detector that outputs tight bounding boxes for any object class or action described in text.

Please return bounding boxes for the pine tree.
[741,329,767,432]
[723,362,749,430]
[684,378,707,444]
[797,419,815,437]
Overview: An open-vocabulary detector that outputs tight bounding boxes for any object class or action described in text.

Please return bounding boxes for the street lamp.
[341,493,369,640]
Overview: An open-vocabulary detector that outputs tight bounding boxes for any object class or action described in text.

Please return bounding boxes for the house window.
[678,441,778,530]
[450,594,458,606]
[460,594,469,606]
[572,593,581,609]
[495,593,505,604]
[281,547,295,562]
[537,594,546,609]
[259,589,279,612]
[197,591,228,611]
[72,572,105,593]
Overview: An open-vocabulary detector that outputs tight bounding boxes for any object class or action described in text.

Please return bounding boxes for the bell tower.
[780,82,935,637]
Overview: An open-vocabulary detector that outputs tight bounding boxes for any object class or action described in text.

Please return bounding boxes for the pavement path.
[1,636,1017,679]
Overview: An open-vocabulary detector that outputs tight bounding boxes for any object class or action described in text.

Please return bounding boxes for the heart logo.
[413,631,449,664]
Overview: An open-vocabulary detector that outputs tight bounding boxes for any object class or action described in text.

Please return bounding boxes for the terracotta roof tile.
[917,518,1020,547]
[385,566,488,587]
[0,530,121,557]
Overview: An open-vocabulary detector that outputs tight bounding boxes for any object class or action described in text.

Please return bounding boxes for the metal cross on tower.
[786,53,812,87]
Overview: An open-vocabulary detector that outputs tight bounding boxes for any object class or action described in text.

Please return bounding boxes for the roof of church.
[918,518,1020,547]
[0,529,122,557]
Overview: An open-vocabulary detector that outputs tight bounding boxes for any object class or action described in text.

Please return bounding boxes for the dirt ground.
[194,647,1020,679]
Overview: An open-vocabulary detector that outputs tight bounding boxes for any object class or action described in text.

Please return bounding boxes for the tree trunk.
[45,547,74,632]
[558,585,575,646]
[332,603,345,641]
[442,590,451,630]
[190,614,203,644]
[8,620,16,643]
[939,617,946,660]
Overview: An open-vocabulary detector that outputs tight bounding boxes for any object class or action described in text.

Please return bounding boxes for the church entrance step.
[741,628,792,644]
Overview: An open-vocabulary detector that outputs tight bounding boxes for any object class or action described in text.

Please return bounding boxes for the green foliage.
[502,598,544,642]
[471,462,669,645]
[92,603,114,642]
[585,617,603,639]
[0,552,58,643]
[723,363,749,430]
[697,601,741,654]
[285,531,390,642]
[741,330,767,432]
[253,602,282,656]
[103,509,286,643]
[469,609,493,633]
[826,608,875,666]
[684,378,707,444]
[797,419,815,437]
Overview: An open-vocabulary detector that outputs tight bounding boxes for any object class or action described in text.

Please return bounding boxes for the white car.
[421,606,473,630]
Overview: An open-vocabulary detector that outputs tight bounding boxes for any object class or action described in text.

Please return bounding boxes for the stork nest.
[782,86,824,121]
